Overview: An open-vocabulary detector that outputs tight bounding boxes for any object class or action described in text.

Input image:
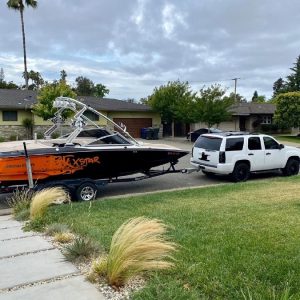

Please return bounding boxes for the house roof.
[0,89,152,112]
[229,102,276,116]
[78,96,151,112]
[0,89,36,109]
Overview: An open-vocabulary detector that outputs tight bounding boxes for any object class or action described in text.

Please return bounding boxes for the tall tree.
[7,0,37,89]
[60,70,67,82]
[272,55,300,98]
[251,90,266,103]
[0,68,4,83]
[75,76,95,96]
[274,91,300,130]
[94,83,109,98]
[24,69,44,89]
[285,55,300,92]
[273,77,285,97]
[147,81,196,137]
[252,90,258,101]
[32,81,76,120]
[194,84,233,128]
[223,92,246,103]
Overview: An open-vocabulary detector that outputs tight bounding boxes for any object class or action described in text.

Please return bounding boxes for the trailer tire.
[76,182,98,201]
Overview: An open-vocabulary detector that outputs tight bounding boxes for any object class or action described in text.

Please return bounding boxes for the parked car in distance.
[190,132,300,182]
[187,128,222,142]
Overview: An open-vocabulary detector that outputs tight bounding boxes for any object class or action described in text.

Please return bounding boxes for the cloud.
[0,0,300,100]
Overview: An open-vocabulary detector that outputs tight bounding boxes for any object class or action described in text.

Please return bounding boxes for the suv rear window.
[194,136,222,151]
[225,137,244,151]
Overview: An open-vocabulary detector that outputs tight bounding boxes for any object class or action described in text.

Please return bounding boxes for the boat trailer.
[0,160,198,201]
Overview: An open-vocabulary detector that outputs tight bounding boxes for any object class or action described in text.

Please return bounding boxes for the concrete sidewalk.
[0,215,105,300]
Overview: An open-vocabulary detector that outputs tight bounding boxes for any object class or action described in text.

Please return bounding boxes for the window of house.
[248,137,262,150]
[225,137,244,151]
[261,116,272,124]
[3,111,17,121]
[83,111,99,121]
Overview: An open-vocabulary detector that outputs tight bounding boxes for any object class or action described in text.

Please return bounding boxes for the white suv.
[190,133,300,182]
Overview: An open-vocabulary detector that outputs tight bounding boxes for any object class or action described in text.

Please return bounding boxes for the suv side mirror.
[279,144,285,149]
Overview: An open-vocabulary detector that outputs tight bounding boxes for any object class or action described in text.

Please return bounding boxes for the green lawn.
[276,135,300,144]
[44,176,300,299]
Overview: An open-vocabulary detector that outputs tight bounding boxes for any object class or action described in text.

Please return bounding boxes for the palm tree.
[7,0,37,89]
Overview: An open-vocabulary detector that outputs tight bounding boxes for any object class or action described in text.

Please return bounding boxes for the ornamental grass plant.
[7,188,35,220]
[64,236,100,262]
[91,217,177,288]
[30,187,69,220]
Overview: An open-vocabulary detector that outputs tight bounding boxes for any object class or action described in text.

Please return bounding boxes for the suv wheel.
[231,162,250,182]
[282,158,300,176]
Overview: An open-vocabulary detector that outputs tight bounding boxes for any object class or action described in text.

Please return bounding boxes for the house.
[0,89,161,139]
[193,102,276,133]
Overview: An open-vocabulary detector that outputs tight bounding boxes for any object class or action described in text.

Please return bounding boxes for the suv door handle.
[266,152,271,155]
[248,153,254,156]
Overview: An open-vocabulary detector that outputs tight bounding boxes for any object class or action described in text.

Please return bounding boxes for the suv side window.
[248,137,262,150]
[225,137,244,151]
[263,137,279,149]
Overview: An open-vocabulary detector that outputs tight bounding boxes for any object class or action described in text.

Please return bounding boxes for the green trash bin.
[146,127,153,140]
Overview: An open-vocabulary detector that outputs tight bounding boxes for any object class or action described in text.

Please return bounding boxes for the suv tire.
[282,158,300,176]
[231,162,250,182]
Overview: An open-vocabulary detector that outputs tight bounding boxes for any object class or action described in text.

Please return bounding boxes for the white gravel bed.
[43,233,146,300]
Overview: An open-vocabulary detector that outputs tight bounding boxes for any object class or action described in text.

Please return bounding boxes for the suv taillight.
[192,147,194,157]
[219,151,226,163]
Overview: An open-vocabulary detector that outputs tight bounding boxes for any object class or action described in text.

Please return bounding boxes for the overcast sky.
[1,0,300,101]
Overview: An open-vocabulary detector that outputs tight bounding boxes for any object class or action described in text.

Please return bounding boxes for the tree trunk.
[20,8,28,89]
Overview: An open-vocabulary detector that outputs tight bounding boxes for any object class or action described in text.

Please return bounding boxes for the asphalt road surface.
[0,138,285,210]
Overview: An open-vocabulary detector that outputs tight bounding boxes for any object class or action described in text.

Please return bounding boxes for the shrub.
[36,132,44,139]
[92,217,177,288]
[30,187,70,220]
[63,237,100,262]
[91,255,108,277]
[53,232,74,244]
[51,132,60,139]
[45,223,70,236]
[9,134,17,141]
[0,136,5,142]
[15,209,30,221]
[260,123,279,133]
[7,188,35,220]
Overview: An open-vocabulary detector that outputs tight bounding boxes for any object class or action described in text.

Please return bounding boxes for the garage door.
[113,118,152,138]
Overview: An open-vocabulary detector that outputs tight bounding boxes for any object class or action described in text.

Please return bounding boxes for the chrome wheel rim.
[80,186,95,201]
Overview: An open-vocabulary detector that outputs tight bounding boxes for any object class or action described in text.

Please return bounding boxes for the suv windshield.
[195,136,222,151]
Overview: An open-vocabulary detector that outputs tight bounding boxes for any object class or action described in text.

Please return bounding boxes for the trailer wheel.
[76,182,98,201]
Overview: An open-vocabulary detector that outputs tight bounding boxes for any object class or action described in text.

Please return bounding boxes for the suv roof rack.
[204,131,264,137]
[224,131,249,136]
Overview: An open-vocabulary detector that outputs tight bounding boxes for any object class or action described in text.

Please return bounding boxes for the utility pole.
[232,77,240,102]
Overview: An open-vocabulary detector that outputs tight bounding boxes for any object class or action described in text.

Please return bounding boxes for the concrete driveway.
[97,138,227,198]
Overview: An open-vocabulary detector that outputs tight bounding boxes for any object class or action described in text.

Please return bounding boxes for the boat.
[0,97,189,196]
